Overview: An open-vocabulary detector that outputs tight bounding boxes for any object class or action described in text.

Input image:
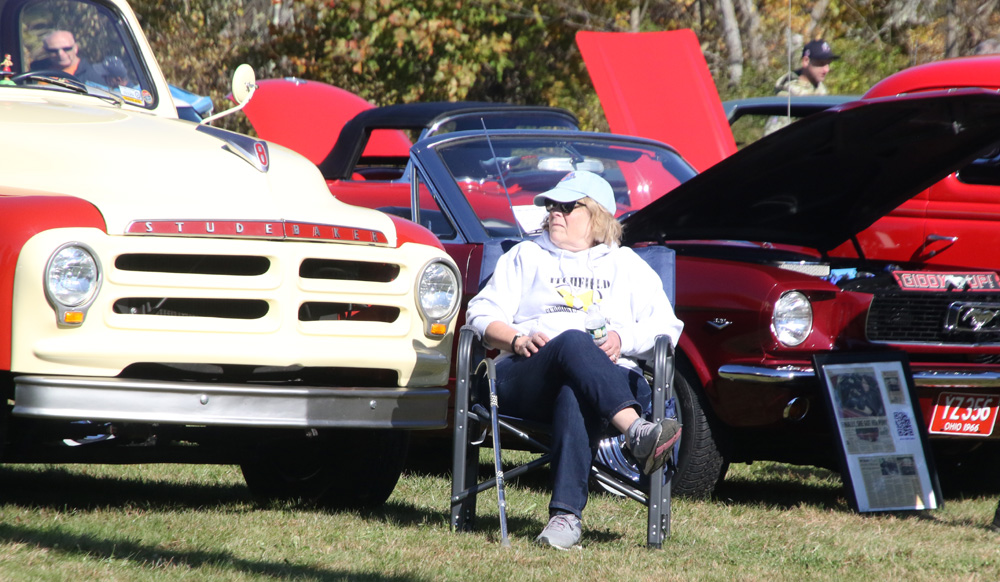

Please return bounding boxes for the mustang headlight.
[45,243,102,325]
[771,291,812,347]
[416,260,460,337]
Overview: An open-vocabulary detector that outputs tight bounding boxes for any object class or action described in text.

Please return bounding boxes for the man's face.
[801,57,832,87]
[43,31,79,70]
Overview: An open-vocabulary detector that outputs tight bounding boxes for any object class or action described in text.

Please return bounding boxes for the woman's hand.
[513,331,549,357]
[601,331,623,363]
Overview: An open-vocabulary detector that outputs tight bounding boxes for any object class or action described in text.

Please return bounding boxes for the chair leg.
[451,328,481,532]
[647,335,675,549]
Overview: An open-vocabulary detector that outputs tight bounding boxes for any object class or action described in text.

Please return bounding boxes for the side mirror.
[199,64,257,125]
[230,64,256,104]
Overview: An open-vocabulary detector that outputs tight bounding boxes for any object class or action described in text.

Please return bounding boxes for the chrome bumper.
[718,365,1000,389]
[13,376,448,429]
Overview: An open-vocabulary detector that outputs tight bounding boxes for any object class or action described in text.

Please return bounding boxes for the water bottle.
[585,304,608,346]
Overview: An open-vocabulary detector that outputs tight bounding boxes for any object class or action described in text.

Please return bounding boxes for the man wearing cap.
[764,39,840,134]
[466,170,684,550]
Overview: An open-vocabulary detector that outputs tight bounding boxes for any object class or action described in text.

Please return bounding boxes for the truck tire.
[241,429,410,509]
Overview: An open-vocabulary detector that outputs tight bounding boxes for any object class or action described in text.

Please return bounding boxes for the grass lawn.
[0,453,997,581]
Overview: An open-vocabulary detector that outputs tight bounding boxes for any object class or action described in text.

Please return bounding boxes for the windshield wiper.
[15,73,124,106]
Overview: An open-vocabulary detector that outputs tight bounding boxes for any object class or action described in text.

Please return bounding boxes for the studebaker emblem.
[893,271,1000,292]
[125,219,388,245]
[944,302,1000,332]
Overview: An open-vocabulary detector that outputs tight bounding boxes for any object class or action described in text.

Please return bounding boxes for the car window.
[17,0,156,108]
[430,133,696,239]
[956,143,1000,186]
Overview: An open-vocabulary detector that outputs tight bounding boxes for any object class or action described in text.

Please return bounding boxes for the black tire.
[594,368,726,499]
[671,370,727,498]
[241,429,410,509]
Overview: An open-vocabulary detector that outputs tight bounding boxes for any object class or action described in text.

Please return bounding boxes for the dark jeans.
[493,330,652,518]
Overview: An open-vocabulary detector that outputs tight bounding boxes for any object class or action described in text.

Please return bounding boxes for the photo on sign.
[882,370,904,405]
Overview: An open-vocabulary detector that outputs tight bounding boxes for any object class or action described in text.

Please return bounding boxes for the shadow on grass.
[0,465,250,511]
[0,522,427,581]
[713,462,849,510]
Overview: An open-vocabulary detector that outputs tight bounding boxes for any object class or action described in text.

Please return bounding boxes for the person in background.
[31,29,107,86]
[764,39,840,135]
[465,170,684,550]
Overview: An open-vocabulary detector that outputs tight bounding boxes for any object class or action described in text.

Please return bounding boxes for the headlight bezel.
[414,258,461,337]
[771,290,813,347]
[44,242,103,326]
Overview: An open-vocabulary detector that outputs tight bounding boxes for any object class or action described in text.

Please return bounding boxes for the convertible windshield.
[425,133,697,238]
[3,0,156,109]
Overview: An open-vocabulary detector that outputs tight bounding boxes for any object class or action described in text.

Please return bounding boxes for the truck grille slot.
[300,258,399,282]
[299,302,400,322]
[868,292,1000,344]
[115,254,270,276]
[114,298,270,319]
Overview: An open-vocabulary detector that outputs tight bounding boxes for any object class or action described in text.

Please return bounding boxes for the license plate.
[928,392,1000,437]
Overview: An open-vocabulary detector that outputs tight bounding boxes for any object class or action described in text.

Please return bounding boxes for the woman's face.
[546,199,593,251]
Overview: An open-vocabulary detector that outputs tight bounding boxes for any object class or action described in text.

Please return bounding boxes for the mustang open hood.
[622,90,1000,251]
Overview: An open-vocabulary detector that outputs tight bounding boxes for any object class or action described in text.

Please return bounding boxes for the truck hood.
[0,91,396,244]
[622,90,1000,251]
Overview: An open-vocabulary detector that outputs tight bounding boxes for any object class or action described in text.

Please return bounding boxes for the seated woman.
[466,170,684,550]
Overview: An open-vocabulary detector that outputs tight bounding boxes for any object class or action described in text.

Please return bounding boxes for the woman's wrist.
[510,333,523,353]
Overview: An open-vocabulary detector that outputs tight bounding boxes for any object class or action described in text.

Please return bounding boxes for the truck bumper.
[13,376,448,430]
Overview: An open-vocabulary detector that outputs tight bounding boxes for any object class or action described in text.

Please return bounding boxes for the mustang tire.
[594,367,726,499]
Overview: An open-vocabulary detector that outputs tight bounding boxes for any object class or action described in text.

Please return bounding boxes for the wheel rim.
[595,396,680,493]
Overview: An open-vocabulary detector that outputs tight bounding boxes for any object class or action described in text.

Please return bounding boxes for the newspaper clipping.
[823,362,936,511]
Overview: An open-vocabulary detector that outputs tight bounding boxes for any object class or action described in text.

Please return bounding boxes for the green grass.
[0,454,997,581]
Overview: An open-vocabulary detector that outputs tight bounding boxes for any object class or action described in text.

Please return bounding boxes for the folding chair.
[449,326,677,548]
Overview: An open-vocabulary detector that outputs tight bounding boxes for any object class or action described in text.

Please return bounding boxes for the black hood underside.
[623,90,1000,250]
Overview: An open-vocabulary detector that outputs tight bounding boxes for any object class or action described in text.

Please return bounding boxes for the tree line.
[132,0,1000,132]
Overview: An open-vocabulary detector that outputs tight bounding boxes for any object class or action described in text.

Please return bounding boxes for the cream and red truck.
[0,0,460,507]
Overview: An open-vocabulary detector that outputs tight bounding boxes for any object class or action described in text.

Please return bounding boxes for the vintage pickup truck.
[0,0,461,508]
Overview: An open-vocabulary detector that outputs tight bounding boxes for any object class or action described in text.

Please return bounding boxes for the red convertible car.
[244,80,1000,498]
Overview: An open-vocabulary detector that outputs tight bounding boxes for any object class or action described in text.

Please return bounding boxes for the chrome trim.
[719,365,1000,388]
[909,371,1000,388]
[718,365,814,383]
[13,376,448,429]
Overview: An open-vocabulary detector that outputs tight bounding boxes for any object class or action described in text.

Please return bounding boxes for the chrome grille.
[868,291,1000,344]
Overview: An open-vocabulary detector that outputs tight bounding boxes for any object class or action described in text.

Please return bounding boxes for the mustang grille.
[868,291,1000,344]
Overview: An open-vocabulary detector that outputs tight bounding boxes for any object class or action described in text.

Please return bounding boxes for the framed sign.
[814,352,942,513]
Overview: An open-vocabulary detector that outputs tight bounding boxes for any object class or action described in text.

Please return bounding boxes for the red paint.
[576,29,737,172]
[0,194,106,369]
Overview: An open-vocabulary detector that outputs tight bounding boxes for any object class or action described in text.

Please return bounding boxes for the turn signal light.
[63,311,85,324]
[430,323,447,336]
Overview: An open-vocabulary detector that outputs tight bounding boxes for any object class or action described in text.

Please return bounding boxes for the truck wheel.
[594,370,726,499]
[241,429,410,509]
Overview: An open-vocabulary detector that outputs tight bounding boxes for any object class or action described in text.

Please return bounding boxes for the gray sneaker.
[630,418,682,475]
[535,513,582,550]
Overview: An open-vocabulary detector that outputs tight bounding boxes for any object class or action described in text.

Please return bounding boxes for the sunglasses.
[544,200,585,214]
[45,45,75,54]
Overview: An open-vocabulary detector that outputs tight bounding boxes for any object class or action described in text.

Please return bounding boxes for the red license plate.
[929,392,1000,436]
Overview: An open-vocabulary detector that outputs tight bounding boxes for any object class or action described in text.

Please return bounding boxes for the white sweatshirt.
[466,232,684,366]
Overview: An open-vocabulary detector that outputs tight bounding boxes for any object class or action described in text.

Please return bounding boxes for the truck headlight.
[416,260,460,337]
[772,291,812,346]
[45,243,102,325]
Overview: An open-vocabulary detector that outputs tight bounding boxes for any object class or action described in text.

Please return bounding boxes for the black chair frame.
[450,324,676,548]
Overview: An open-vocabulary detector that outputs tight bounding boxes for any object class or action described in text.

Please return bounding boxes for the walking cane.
[478,357,510,547]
